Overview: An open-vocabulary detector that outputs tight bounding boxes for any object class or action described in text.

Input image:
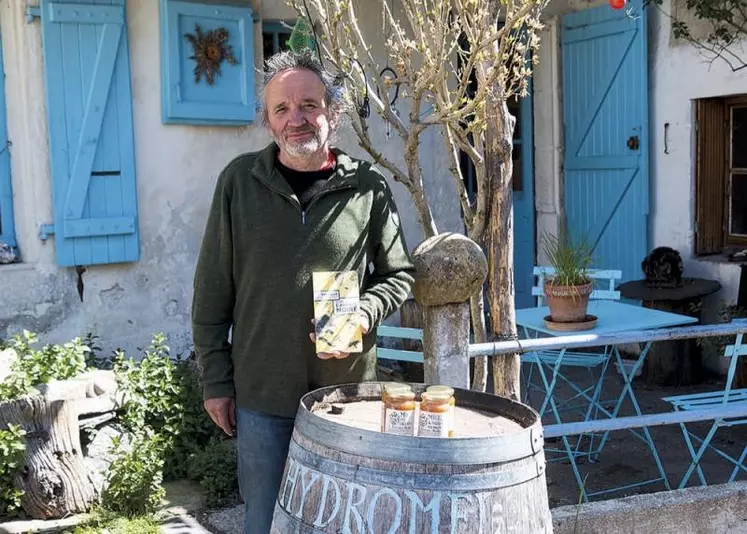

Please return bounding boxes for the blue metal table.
[516,299,698,500]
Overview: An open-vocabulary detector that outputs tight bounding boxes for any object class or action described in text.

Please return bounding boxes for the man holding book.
[190,50,415,534]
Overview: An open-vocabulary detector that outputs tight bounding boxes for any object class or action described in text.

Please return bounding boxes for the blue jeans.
[236,408,295,534]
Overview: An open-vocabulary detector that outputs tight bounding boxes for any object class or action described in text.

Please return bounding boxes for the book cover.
[312,271,363,354]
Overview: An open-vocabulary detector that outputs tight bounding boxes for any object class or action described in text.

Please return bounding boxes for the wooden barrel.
[271,383,551,533]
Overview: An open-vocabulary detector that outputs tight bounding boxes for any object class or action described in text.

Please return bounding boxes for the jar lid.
[382,382,411,393]
[426,385,454,396]
[388,390,415,401]
[422,390,452,402]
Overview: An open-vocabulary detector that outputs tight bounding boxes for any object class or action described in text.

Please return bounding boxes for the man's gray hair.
[259,50,348,127]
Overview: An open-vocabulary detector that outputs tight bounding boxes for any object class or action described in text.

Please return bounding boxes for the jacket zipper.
[254,175,354,225]
[301,185,351,225]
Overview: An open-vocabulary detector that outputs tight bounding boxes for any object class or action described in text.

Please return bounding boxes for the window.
[694,95,747,255]
[262,21,293,58]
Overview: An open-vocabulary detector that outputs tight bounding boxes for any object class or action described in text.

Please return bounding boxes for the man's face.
[264,68,335,159]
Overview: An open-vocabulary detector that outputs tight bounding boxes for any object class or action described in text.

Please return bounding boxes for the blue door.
[561,0,649,284]
[512,86,535,309]
[0,28,15,251]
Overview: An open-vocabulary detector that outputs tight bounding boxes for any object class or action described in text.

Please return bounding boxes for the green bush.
[186,436,238,507]
[0,331,89,519]
[164,355,225,481]
[102,334,237,511]
[0,330,89,402]
[0,424,26,517]
[0,330,238,520]
[101,431,166,517]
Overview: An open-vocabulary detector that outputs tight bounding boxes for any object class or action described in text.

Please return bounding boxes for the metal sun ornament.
[184,23,239,86]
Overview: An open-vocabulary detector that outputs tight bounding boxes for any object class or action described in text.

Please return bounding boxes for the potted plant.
[541,229,594,324]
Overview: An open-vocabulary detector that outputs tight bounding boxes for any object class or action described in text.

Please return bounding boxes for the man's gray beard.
[271,126,339,158]
[282,136,323,158]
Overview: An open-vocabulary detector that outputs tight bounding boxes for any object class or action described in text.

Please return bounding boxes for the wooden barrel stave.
[271,383,552,534]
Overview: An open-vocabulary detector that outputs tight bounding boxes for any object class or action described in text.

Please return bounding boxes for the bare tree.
[293,0,548,397]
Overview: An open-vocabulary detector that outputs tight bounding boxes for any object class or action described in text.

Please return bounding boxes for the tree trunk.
[0,384,96,519]
[486,99,520,401]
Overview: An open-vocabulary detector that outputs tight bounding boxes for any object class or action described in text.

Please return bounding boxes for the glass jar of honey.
[380,383,411,432]
[383,388,417,436]
[419,385,455,438]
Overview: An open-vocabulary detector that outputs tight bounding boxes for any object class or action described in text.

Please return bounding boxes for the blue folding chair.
[663,327,747,488]
[520,267,622,461]
[521,267,622,412]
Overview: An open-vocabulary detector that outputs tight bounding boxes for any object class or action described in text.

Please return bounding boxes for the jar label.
[418,410,450,438]
[384,408,415,435]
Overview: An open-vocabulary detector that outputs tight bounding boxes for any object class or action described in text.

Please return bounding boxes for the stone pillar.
[411,233,488,388]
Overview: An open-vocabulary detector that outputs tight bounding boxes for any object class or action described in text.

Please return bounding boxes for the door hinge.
[26,5,41,23]
[39,224,55,241]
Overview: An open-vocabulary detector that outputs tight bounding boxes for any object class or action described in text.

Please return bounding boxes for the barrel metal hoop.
[287,439,545,491]
[530,426,544,456]
[295,408,542,465]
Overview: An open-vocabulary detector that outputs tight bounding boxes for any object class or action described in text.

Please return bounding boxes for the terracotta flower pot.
[544,280,593,323]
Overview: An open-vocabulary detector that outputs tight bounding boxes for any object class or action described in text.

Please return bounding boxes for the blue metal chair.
[662,328,747,488]
[520,267,622,460]
[521,267,622,410]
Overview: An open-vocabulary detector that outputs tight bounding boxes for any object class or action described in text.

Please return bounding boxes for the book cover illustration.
[312,271,363,354]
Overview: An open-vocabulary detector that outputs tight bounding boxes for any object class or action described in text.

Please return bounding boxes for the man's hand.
[204,397,236,436]
[309,313,370,360]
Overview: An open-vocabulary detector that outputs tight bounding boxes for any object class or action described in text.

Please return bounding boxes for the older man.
[191,50,415,533]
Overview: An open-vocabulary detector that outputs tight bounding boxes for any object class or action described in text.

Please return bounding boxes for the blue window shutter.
[160,0,257,125]
[40,0,140,267]
[0,28,16,250]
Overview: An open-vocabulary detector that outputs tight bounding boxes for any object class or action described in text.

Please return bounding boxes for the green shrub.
[112,334,184,436]
[164,355,224,481]
[0,424,26,517]
[186,436,238,507]
[0,329,239,519]
[101,431,166,517]
[0,331,89,402]
[104,334,237,510]
[0,331,90,519]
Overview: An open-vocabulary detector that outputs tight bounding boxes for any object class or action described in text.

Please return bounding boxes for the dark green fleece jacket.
[191,143,416,418]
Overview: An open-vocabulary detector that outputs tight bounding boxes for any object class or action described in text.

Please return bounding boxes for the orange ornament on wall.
[609,0,626,9]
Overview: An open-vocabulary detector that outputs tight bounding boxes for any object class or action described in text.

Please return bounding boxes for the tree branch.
[343,0,410,137]
[444,125,474,227]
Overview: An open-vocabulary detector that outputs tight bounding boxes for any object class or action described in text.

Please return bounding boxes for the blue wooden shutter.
[561,0,649,284]
[159,0,256,125]
[0,28,15,250]
[40,0,139,267]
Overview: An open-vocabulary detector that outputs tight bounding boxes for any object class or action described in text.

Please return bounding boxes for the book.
[312,271,363,354]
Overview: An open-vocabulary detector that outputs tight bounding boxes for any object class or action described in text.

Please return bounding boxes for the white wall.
[649,0,743,302]
[533,0,743,306]
[0,0,462,355]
